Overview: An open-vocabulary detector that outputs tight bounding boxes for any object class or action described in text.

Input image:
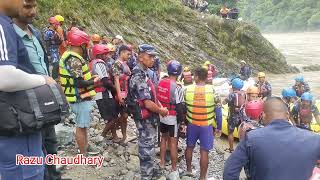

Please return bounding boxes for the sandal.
[224,148,234,153]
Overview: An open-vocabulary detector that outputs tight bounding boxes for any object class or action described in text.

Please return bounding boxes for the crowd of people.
[0,1,319,180]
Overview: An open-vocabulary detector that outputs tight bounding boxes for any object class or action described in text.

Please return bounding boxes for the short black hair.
[119,45,131,54]
[194,67,208,81]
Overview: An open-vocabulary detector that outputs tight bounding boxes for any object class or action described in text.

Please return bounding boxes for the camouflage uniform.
[128,63,158,180]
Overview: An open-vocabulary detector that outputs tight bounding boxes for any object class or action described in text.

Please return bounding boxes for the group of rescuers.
[57,25,320,180]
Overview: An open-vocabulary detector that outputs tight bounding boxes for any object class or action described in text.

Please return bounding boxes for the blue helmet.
[295,76,304,83]
[301,92,313,101]
[167,60,182,76]
[282,88,297,98]
[231,78,244,90]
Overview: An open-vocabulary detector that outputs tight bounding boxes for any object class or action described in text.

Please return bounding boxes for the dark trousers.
[42,125,61,180]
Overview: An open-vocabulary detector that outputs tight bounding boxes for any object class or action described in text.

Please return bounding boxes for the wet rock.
[126,155,139,171]
[123,171,136,180]
[116,145,125,156]
[181,176,193,180]
[168,171,181,180]
[93,135,104,144]
[55,124,73,146]
[127,143,138,156]
[89,128,95,135]
[120,169,129,175]
[157,176,166,180]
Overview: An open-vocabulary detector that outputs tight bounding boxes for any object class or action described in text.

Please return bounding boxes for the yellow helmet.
[202,65,208,70]
[258,72,266,78]
[184,67,190,72]
[55,15,64,23]
[106,43,116,52]
[204,61,211,66]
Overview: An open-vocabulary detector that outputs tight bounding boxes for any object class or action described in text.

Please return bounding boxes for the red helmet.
[67,29,90,47]
[92,44,109,58]
[49,16,60,26]
[245,100,264,120]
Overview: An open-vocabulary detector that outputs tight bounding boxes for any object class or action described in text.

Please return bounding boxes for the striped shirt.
[94,61,113,100]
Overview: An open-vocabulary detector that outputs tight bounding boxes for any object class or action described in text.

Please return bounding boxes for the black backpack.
[0,84,69,137]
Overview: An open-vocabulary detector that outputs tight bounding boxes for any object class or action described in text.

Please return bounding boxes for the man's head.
[262,97,289,125]
[13,0,37,24]
[92,44,109,61]
[240,60,246,67]
[258,72,266,82]
[0,0,26,18]
[138,44,157,69]
[112,35,124,46]
[295,75,304,86]
[55,15,64,26]
[194,67,208,83]
[167,60,182,78]
[119,45,131,62]
[301,92,313,107]
[247,86,259,101]
[67,29,90,58]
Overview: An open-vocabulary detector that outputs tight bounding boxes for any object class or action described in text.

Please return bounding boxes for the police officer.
[128,44,168,179]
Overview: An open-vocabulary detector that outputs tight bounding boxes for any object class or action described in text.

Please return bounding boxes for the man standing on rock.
[224,97,320,180]
[184,67,222,180]
[128,44,168,179]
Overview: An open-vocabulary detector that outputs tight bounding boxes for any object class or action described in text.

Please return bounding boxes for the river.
[263,32,320,97]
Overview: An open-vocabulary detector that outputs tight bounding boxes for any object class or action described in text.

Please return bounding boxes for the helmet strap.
[81,45,89,61]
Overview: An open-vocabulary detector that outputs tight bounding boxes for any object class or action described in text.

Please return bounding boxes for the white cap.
[115,35,124,41]
[240,60,246,64]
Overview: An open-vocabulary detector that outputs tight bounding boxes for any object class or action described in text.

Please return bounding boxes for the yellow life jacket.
[59,51,96,103]
[185,84,215,126]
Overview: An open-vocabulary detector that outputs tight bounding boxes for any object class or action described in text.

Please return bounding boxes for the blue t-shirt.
[0,15,43,179]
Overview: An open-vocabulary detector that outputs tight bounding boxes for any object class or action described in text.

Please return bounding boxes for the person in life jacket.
[112,44,132,142]
[238,100,264,179]
[44,16,62,79]
[247,86,259,101]
[281,88,298,124]
[106,43,116,70]
[255,72,272,99]
[184,67,222,180]
[203,61,217,84]
[180,66,193,85]
[89,44,120,142]
[293,75,311,97]
[224,78,246,153]
[59,28,99,154]
[127,44,168,179]
[291,92,320,130]
[89,34,101,60]
[157,60,184,176]
[55,15,67,56]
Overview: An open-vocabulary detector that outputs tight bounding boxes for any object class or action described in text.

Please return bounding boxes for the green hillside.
[36,0,298,74]
[237,0,320,32]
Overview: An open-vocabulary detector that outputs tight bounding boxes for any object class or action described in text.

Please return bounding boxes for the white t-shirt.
[93,62,113,100]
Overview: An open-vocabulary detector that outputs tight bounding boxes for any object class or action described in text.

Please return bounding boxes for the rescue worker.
[184,67,222,180]
[224,97,320,180]
[246,86,259,101]
[89,44,119,142]
[128,44,168,179]
[59,29,98,154]
[293,75,310,97]
[238,100,264,179]
[180,66,193,85]
[91,34,101,45]
[203,61,217,84]
[157,60,184,177]
[127,44,138,70]
[106,43,116,69]
[112,45,132,142]
[55,15,67,56]
[44,16,62,79]
[292,92,320,130]
[147,56,161,86]
[220,5,230,18]
[255,72,272,99]
[282,88,297,110]
[225,78,246,153]
[239,60,252,81]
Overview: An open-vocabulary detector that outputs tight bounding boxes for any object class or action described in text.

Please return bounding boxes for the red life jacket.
[183,71,193,84]
[234,90,246,113]
[116,60,131,99]
[89,59,106,93]
[206,70,213,84]
[139,79,158,119]
[157,78,178,116]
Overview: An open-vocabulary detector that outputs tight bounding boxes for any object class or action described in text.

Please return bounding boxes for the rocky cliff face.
[37,0,298,75]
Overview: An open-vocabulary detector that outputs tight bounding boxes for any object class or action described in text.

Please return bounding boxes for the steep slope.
[36,0,298,74]
[238,0,320,32]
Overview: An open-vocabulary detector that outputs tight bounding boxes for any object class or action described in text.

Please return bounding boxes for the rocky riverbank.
[56,103,231,180]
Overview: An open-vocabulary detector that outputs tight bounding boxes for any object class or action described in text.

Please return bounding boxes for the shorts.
[96,98,118,122]
[228,115,241,134]
[70,101,94,128]
[186,123,213,151]
[160,122,178,138]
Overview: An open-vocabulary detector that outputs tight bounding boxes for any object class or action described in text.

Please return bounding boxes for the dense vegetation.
[36,0,297,74]
[207,0,320,32]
